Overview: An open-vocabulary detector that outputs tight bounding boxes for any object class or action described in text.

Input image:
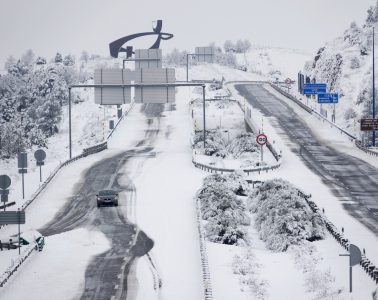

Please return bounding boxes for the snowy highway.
[40,103,165,299]
[236,83,378,236]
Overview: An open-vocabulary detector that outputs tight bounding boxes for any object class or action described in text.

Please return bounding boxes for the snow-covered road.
[0,87,206,300]
[237,83,378,238]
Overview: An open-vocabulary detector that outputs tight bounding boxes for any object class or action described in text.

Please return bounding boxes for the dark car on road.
[96,190,119,207]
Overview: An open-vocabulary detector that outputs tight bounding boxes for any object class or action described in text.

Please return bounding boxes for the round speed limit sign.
[256,134,268,146]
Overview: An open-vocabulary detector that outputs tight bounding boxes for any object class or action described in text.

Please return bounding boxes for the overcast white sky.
[0,0,376,67]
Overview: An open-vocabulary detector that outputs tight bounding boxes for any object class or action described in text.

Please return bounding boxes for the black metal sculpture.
[109,20,174,58]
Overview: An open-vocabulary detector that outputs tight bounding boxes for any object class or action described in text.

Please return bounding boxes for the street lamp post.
[373,27,376,147]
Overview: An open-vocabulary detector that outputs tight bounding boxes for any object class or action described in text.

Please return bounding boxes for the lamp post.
[373,27,376,147]
[186,53,196,82]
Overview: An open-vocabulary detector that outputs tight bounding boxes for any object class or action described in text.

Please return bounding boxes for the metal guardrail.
[269,83,312,114]
[355,140,378,157]
[0,244,35,287]
[20,141,108,212]
[298,191,378,285]
[192,158,282,175]
[269,83,357,141]
[269,83,378,158]
[107,102,135,140]
[195,193,213,300]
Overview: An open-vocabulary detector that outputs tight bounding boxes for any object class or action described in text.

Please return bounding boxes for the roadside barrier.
[192,157,282,175]
[0,244,35,287]
[298,190,378,285]
[195,193,213,300]
[269,83,378,158]
[355,140,378,157]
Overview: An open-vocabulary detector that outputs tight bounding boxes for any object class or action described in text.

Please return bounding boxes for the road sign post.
[34,149,46,182]
[256,134,268,163]
[17,152,27,199]
[339,244,362,293]
[0,175,11,212]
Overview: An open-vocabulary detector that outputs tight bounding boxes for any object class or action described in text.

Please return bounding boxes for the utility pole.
[373,27,376,147]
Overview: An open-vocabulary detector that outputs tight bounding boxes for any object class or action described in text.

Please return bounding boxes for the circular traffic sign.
[256,134,268,146]
[285,78,292,84]
[0,175,11,190]
[34,149,46,162]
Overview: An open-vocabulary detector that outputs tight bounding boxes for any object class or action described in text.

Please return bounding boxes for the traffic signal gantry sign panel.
[195,47,215,63]
[134,68,176,103]
[94,69,133,105]
[134,49,162,69]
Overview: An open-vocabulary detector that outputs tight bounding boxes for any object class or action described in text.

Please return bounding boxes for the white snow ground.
[131,87,206,300]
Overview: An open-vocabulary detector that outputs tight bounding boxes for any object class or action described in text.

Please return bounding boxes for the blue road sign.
[303,83,327,95]
[317,93,338,104]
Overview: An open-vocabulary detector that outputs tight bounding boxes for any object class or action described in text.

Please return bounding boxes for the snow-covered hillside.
[304,1,378,133]
[236,45,310,81]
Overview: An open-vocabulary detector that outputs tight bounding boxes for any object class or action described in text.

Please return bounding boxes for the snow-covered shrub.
[248,179,326,251]
[63,54,75,66]
[344,22,362,47]
[312,47,325,69]
[198,174,250,245]
[350,56,360,69]
[224,40,251,53]
[366,2,378,25]
[305,269,342,300]
[205,211,247,245]
[193,130,228,157]
[232,250,268,299]
[356,84,372,106]
[215,52,237,68]
[198,182,249,225]
[203,172,249,196]
[344,107,357,121]
[224,40,235,53]
[164,48,188,66]
[0,54,88,158]
[289,242,344,299]
[226,133,259,159]
[54,52,63,63]
[35,56,47,65]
